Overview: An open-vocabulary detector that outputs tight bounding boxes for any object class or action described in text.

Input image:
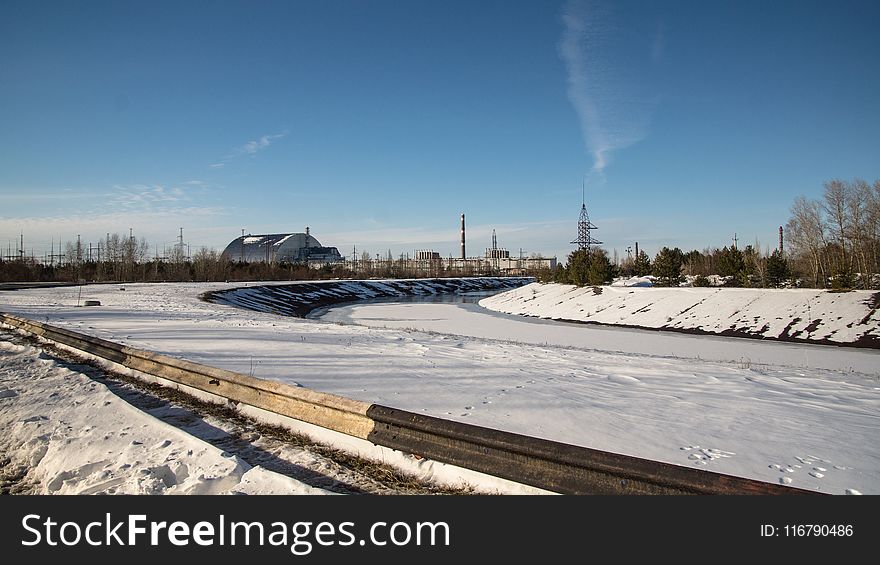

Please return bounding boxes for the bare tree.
[849,179,873,286]
[786,196,827,286]
[870,180,880,282]
[193,246,226,281]
[823,179,850,279]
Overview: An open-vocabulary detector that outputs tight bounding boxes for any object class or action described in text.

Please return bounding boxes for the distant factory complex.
[221,214,557,276]
[221,228,343,264]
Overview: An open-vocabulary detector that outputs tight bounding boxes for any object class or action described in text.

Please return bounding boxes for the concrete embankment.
[203,277,534,318]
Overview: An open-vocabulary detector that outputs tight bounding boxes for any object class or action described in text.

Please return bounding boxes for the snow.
[610,276,654,287]
[2,281,879,495]
[320,301,877,373]
[480,282,880,346]
[242,236,265,244]
[273,234,296,246]
[0,336,330,495]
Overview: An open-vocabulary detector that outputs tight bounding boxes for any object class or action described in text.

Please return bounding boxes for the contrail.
[559,0,653,174]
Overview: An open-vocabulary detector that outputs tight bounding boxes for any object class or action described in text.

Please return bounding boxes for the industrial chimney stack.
[779,226,784,254]
[460,213,466,259]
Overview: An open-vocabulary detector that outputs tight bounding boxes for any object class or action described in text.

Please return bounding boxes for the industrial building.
[221,228,342,264]
[398,225,557,276]
[441,253,557,275]
[220,216,555,275]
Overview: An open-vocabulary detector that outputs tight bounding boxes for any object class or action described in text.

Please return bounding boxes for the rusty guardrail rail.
[1,312,819,495]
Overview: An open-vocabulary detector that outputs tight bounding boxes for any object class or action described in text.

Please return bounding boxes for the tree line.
[550,245,792,288]
[785,178,879,289]
[0,235,550,283]
[550,178,879,290]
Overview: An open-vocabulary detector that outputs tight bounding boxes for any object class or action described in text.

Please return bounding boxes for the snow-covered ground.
[321,301,878,373]
[480,282,880,347]
[0,332,331,495]
[2,282,879,494]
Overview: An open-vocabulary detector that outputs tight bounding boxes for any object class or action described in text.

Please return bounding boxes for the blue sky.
[1,0,878,262]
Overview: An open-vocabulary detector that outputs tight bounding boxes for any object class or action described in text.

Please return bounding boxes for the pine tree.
[565,249,613,287]
[652,247,684,286]
[717,246,745,280]
[586,248,614,286]
[765,250,790,288]
[632,250,652,276]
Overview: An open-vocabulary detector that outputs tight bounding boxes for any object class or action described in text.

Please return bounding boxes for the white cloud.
[558,0,654,174]
[213,131,289,168]
[109,184,190,210]
[241,134,282,155]
[0,178,233,257]
[0,190,104,203]
[0,207,230,256]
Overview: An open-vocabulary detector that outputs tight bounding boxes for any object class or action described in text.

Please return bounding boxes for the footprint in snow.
[684,446,735,466]
[773,456,836,481]
[607,374,641,385]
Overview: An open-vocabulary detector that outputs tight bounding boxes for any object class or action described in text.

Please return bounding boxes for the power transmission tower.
[570,181,602,252]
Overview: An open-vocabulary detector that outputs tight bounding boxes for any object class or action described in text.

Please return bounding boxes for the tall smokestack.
[460,213,466,259]
[779,226,784,253]
[635,241,639,259]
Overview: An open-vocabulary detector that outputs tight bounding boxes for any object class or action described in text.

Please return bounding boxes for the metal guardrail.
[1,312,820,495]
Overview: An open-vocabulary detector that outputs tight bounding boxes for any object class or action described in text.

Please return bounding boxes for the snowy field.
[0,333,331,495]
[480,282,880,347]
[2,281,879,495]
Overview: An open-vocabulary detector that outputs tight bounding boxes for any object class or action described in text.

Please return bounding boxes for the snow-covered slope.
[480,283,880,347]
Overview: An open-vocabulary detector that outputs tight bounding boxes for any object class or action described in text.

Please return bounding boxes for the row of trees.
[786,178,879,289]
[0,233,550,283]
[549,246,790,288]
[0,252,356,284]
